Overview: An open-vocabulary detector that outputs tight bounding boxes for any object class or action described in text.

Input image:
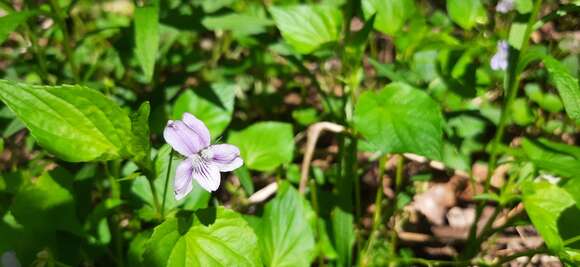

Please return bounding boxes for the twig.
[248,182,278,204]
[299,122,346,193]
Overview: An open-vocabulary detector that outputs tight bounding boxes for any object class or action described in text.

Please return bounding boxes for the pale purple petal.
[490,41,509,71]
[181,112,211,149]
[206,144,244,172]
[174,160,194,200]
[496,0,515,13]
[191,158,221,192]
[163,120,206,156]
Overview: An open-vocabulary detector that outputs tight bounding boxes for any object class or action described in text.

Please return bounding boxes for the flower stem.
[49,0,79,82]
[361,154,389,266]
[160,149,174,218]
[462,0,543,260]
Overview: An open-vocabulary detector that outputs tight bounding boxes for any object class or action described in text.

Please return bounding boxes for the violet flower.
[163,113,243,199]
[496,0,515,13]
[490,40,509,71]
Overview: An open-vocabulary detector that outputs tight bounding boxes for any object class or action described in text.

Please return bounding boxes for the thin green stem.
[462,0,543,260]
[362,154,389,265]
[103,162,124,267]
[49,0,79,81]
[309,179,324,267]
[160,150,174,218]
[21,2,50,83]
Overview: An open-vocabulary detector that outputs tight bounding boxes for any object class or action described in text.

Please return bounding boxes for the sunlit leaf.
[172,83,236,138]
[361,0,414,35]
[134,5,159,82]
[247,183,316,267]
[228,122,294,172]
[523,181,580,261]
[544,56,580,123]
[269,4,343,54]
[0,80,132,162]
[446,0,487,30]
[354,82,444,160]
[143,207,261,267]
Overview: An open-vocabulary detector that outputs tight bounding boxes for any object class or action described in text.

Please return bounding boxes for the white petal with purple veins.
[191,155,221,192]
[205,144,244,172]
[174,160,194,200]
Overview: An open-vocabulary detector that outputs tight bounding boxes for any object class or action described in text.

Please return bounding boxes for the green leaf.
[521,138,580,179]
[0,80,132,162]
[511,98,535,126]
[446,0,487,30]
[361,0,414,35]
[269,4,343,54]
[523,182,580,259]
[143,207,261,267]
[202,13,273,36]
[129,101,151,166]
[354,82,444,160]
[134,5,159,82]
[516,0,534,14]
[331,207,355,267]
[544,56,580,123]
[228,122,294,172]
[234,165,254,195]
[0,11,33,44]
[10,169,83,235]
[172,83,236,138]
[247,183,316,267]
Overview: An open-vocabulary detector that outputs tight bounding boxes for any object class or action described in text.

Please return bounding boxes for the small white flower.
[496,0,515,13]
[163,113,243,199]
[490,41,509,71]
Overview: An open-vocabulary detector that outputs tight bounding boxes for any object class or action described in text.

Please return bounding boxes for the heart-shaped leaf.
[354,82,443,160]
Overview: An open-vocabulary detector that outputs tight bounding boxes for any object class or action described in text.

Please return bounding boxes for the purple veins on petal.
[190,155,221,192]
[205,144,244,172]
[163,112,243,199]
[174,160,194,200]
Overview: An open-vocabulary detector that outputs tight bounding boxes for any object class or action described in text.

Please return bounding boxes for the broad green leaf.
[521,138,580,179]
[516,0,533,14]
[544,56,580,123]
[129,101,151,166]
[0,80,132,162]
[10,169,83,235]
[269,4,343,54]
[508,22,527,50]
[143,207,261,267]
[511,98,535,126]
[361,0,414,35]
[0,11,33,44]
[202,13,273,36]
[200,0,235,13]
[331,207,355,267]
[172,83,236,138]
[354,82,444,160]
[446,0,487,30]
[247,183,316,267]
[228,122,294,172]
[131,145,210,220]
[134,5,159,82]
[523,182,580,260]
